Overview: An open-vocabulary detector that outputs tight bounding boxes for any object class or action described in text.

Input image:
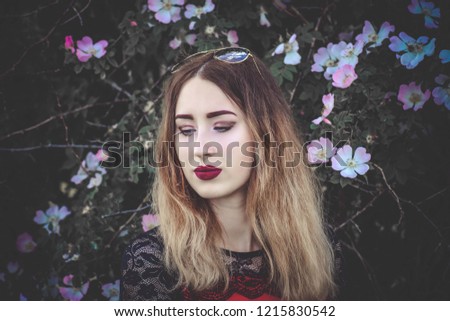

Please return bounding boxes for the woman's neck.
[210,189,260,252]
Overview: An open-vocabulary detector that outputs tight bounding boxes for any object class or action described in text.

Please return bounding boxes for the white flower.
[339,40,364,67]
[331,145,371,179]
[311,41,347,79]
[71,151,107,189]
[184,0,215,19]
[272,34,301,65]
[148,0,184,24]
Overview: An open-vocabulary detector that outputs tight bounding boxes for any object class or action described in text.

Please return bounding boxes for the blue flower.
[432,74,450,110]
[408,0,440,29]
[34,205,71,235]
[102,280,120,301]
[388,32,435,69]
[439,50,450,64]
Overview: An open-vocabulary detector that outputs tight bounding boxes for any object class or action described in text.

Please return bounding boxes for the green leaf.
[339,177,350,188]
[282,69,294,82]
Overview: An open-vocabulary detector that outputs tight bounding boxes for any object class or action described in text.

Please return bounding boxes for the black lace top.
[120,227,342,300]
[120,227,279,300]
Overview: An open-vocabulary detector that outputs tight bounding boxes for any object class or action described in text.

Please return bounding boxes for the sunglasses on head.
[170,46,264,78]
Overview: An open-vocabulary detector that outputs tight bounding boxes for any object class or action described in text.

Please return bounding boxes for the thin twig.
[0,99,130,142]
[61,0,91,25]
[0,0,60,19]
[105,197,152,248]
[373,163,405,225]
[334,189,385,232]
[0,144,103,152]
[289,1,336,104]
[101,204,152,219]
[0,0,76,80]
[104,79,133,99]
[398,197,447,244]
[417,187,449,205]
[340,239,382,299]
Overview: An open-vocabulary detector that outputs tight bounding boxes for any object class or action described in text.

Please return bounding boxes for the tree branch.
[0,144,104,152]
[373,163,405,225]
[0,0,76,80]
[0,99,130,142]
[334,189,385,232]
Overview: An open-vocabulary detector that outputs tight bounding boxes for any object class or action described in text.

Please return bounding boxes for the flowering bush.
[0,0,449,300]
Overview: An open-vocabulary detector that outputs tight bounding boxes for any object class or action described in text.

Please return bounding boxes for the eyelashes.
[175,125,234,137]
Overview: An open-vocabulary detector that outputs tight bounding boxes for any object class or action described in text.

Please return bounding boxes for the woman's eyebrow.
[175,110,237,120]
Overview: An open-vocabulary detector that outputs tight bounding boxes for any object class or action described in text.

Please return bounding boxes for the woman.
[121,47,338,300]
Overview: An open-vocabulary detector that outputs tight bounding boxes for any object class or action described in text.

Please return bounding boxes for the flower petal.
[284,51,301,65]
[354,163,369,175]
[155,9,171,24]
[340,167,357,178]
[147,0,163,12]
[76,49,91,62]
[76,36,93,51]
[273,43,284,56]
[353,147,371,164]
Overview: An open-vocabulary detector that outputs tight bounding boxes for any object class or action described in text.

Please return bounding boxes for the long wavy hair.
[153,49,336,300]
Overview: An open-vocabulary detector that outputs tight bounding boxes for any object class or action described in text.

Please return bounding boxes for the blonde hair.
[153,50,336,300]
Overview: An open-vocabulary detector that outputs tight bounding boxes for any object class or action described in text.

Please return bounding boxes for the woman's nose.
[193,130,221,164]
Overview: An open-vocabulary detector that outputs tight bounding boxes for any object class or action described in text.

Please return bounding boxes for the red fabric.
[226,292,280,301]
[182,275,280,301]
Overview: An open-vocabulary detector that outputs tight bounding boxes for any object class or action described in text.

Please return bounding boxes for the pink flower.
[397,82,431,111]
[169,37,182,49]
[16,233,37,253]
[95,149,109,162]
[148,0,184,24]
[142,214,159,232]
[332,64,358,89]
[129,20,138,27]
[312,93,334,125]
[331,145,371,179]
[227,30,239,46]
[307,137,336,164]
[64,36,75,53]
[59,274,89,301]
[76,36,108,62]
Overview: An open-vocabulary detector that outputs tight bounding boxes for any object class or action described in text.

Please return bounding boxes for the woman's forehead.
[175,77,242,117]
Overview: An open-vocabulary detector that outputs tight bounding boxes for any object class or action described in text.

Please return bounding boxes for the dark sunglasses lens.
[215,49,249,62]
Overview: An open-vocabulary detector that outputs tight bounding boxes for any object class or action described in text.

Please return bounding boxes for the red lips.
[194,165,222,180]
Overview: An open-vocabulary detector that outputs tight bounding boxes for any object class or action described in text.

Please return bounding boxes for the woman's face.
[174,76,254,201]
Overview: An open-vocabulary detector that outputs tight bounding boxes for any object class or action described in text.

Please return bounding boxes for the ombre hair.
[153,49,337,300]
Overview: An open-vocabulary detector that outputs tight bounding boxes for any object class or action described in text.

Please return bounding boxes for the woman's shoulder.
[125,226,164,257]
[121,226,182,300]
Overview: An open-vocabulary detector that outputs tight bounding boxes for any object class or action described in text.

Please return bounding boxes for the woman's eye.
[214,126,232,132]
[178,128,195,136]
